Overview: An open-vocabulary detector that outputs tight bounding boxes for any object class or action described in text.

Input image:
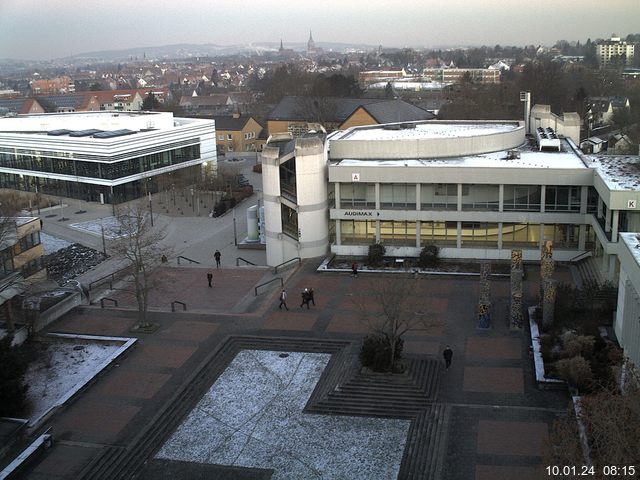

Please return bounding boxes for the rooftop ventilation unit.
[535,126,561,151]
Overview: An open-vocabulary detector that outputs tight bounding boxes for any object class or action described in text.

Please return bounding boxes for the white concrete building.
[0,111,216,203]
[262,118,640,279]
[597,35,636,68]
[615,233,640,367]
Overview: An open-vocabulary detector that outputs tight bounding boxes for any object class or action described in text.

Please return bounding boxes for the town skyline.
[0,0,637,61]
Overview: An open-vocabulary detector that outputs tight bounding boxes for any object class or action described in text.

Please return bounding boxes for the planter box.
[528,306,565,389]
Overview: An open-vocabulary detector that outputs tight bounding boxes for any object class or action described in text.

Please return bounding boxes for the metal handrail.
[171,301,187,312]
[569,250,593,263]
[236,257,257,266]
[254,277,283,296]
[100,298,118,308]
[89,266,130,290]
[273,257,301,274]
[177,255,200,265]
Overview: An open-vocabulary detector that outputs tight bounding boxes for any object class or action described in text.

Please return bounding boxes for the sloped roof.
[0,98,42,114]
[357,99,435,124]
[35,95,86,111]
[213,116,252,131]
[267,96,435,123]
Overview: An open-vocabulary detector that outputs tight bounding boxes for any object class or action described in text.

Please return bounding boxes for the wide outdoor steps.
[308,358,441,418]
[575,255,604,287]
[75,337,447,480]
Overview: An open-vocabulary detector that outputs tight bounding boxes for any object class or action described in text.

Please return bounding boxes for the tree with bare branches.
[545,362,640,479]
[109,202,171,329]
[0,194,27,332]
[355,274,443,372]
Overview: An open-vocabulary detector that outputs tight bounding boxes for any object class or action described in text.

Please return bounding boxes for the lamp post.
[148,192,154,226]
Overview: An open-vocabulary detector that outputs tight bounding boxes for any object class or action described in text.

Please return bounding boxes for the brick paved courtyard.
[20,261,570,480]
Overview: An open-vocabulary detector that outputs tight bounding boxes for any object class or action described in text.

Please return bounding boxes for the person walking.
[279,289,289,310]
[300,288,310,309]
[308,288,315,306]
[207,272,213,288]
[214,250,221,268]
[351,263,358,277]
[443,345,453,370]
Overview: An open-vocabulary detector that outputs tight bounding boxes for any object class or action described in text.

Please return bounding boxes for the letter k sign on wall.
[352,173,360,181]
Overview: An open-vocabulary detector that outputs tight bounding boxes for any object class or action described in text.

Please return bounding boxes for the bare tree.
[355,274,444,372]
[545,362,640,479]
[109,202,171,329]
[0,194,27,332]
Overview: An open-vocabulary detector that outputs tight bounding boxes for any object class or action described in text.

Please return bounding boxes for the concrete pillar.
[375,183,380,210]
[478,262,491,329]
[456,221,462,249]
[498,222,503,250]
[579,224,587,250]
[415,184,421,211]
[540,185,546,213]
[457,183,462,211]
[334,183,341,209]
[416,220,421,248]
[580,186,588,214]
[542,278,557,328]
[499,184,504,212]
[510,249,523,330]
[612,210,619,240]
[597,197,603,219]
[335,220,341,246]
[605,206,611,233]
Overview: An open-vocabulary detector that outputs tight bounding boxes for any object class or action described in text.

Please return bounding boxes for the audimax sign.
[343,211,380,217]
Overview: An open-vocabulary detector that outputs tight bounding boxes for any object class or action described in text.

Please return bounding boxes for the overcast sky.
[0,0,637,60]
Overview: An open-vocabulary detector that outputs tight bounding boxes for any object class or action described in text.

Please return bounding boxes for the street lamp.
[148,192,154,226]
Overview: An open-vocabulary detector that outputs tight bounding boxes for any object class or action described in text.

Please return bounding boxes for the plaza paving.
[17,258,570,480]
[13,163,573,479]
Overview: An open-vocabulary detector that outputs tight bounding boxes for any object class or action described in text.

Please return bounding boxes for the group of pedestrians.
[278,287,315,310]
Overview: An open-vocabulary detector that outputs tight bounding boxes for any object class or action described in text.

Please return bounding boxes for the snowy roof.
[335,122,519,141]
[620,233,640,267]
[586,155,640,191]
[334,139,587,169]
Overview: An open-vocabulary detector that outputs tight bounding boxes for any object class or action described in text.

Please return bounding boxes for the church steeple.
[279,38,284,52]
[307,30,315,51]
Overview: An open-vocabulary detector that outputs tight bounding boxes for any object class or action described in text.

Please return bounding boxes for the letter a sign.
[352,173,360,182]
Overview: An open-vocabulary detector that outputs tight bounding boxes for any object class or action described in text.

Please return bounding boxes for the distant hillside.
[63,41,378,62]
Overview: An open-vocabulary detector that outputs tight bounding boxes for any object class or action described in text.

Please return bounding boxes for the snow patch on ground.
[40,232,72,255]
[68,216,129,239]
[24,340,122,422]
[156,350,410,479]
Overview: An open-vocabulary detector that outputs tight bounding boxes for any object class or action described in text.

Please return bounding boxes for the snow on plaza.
[156,350,410,479]
[24,339,123,423]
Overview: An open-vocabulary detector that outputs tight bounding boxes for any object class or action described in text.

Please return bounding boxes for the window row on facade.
[336,220,596,250]
[335,183,594,213]
[0,144,200,180]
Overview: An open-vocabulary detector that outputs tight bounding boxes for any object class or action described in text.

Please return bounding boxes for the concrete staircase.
[573,256,604,287]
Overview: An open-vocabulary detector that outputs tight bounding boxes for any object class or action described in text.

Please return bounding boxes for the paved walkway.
[17,258,572,480]
[13,160,575,479]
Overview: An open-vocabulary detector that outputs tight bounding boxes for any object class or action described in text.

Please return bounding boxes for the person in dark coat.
[300,288,310,309]
[443,346,453,370]
[308,288,315,306]
[207,272,213,288]
[214,250,221,268]
[279,290,289,310]
[351,263,358,277]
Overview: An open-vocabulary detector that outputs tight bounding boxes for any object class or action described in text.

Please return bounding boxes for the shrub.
[561,334,595,358]
[0,336,30,417]
[367,243,386,267]
[359,333,403,372]
[418,244,439,268]
[555,356,594,392]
